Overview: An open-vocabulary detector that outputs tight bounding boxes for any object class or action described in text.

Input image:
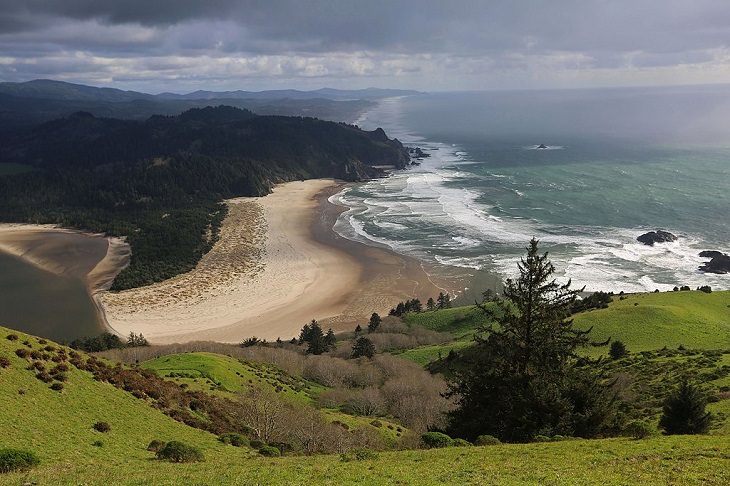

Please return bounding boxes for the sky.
[2,0,730,93]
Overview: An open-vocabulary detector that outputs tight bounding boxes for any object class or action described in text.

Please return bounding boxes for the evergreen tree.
[426,297,436,311]
[437,292,452,309]
[609,340,628,359]
[351,337,376,359]
[659,380,713,435]
[127,332,149,347]
[354,324,362,335]
[410,298,422,313]
[305,321,326,355]
[368,313,381,333]
[448,238,613,443]
[324,329,337,349]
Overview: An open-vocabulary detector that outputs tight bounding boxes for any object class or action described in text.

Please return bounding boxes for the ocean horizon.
[332,87,730,298]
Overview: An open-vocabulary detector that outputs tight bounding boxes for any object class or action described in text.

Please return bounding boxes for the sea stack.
[637,230,677,246]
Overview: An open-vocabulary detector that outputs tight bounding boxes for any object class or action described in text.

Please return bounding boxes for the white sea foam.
[331,98,729,293]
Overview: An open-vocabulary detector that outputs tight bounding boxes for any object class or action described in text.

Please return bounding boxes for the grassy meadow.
[1,288,729,484]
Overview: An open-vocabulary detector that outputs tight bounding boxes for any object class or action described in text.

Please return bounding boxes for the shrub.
[258,445,281,457]
[474,434,502,446]
[50,382,64,392]
[35,371,53,383]
[624,420,653,439]
[15,349,30,359]
[147,440,166,452]
[659,380,713,435]
[6,334,18,341]
[452,438,472,447]
[218,433,248,447]
[0,448,40,473]
[93,422,111,433]
[250,440,265,449]
[0,357,10,368]
[156,441,204,463]
[421,432,453,448]
[340,448,379,462]
[609,340,628,359]
[92,440,103,448]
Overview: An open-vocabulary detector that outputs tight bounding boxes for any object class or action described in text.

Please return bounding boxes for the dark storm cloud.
[2,1,730,90]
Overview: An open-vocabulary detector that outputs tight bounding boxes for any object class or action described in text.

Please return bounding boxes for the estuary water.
[333,87,730,297]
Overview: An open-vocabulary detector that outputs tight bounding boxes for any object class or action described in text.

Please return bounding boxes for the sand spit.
[99,179,444,343]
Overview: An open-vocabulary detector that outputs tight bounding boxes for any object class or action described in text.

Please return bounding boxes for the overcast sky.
[2,0,730,93]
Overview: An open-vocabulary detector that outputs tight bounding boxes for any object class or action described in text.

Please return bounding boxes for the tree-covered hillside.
[0,107,410,289]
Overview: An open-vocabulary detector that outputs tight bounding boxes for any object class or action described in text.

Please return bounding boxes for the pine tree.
[305,322,326,355]
[609,340,628,359]
[659,380,713,435]
[368,313,381,333]
[351,337,376,359]
[437,292,446,309]
[448,238,613,442]
[426,297,436,311]
[354,324,362,335]
[324,329,337,349]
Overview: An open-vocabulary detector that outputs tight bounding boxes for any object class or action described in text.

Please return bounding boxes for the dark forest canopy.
[0,106,410,289]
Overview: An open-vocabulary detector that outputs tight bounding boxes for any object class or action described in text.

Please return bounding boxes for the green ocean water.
[335,88,730,295]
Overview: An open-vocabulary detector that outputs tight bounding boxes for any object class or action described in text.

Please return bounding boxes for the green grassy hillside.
[0,327,248,480]
[142,352,324,404]
[2,320,730,484]
[141,351,404,443]
[399,290,730,363]
[573,290,730,353]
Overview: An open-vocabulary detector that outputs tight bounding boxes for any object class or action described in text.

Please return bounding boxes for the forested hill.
[0,106,410,289]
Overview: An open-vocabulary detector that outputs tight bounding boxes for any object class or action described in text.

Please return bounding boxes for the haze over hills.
[0,79,421,129]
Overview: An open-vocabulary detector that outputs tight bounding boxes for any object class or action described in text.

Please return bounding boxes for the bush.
[250,440,265,449]
[258,445,281,457]
[474,434,501,446]
[92,440,103,448]
[0,357,10,368]
[0,448,40,473]
[14,349,30,359]
[147,440,166,452]
[452,438,472,447]
[218,433,248,447]
[659,380,713,435]
[340,448,379,462]
[93,422,111,433]
[6,334,18,341]
[609,340,628,359]
[156,441,204,463]
[624,420,653,439]
[421,432,454,448]
[50,382,64,392]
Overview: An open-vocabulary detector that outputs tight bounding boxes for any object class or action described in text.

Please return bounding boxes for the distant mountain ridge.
[0,79,420,102]
[0,79,420,129]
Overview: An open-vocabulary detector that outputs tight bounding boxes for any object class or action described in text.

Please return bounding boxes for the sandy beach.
[0,224,129,290]
[98,179,445,343]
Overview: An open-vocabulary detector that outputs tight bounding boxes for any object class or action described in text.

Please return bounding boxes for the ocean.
[333,87,730,300]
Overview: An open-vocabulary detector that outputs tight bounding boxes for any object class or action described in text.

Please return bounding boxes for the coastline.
[98,179,447,343]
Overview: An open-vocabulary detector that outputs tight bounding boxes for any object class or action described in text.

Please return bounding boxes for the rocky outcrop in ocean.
[637,230,677,246]
[699,251,730,274]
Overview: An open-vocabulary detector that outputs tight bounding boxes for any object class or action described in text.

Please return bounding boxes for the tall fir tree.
[368,313,381,333]
[448,238,614,442]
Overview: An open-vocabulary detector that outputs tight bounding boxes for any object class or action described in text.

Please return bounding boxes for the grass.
[0,327,247,475]
[398,290,730,364]
[141,351,403,443]
[2,435,729,485]
[573,290,730,355]
[141,352,324,404]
